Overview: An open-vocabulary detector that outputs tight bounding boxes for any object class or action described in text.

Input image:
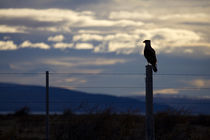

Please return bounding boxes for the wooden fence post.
[145,65,155,140]
[46,71,49,140]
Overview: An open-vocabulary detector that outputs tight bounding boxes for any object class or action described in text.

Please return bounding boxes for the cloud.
[0,40,17,50]
[0,9,66,22]
[42,57,129,67]
[74,18,143,28]
[135,28,201,46]
[53,42,73,49]
[109,11,153,20]
[70,28,210,55]
[0,9,80,33]
[154,88,179,94]
[0,8,144,34]
[20,40,50,49]
[136,88,180,95]
[188,79,210,88]
[43,60,73,67]
[9,62,36,71]
[114,20,144,27]
[133,28,209,54]
[183,49,194,54]
[107,41,137,54]
[75,43,94,50]
[104,33,139,41]
[0,25,26,33]
[36,26,71,33]
[0,7,209,56]
[73,34,103,41]
[72,28,210,55]
[94,33,140,54]
[48,35,64,42]
[65,78,87,83]
[73,33,140,54]
[159,13,210,23]
[78,30,103,34]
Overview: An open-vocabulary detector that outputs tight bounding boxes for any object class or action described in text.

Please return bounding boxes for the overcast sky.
[0,0,210,98]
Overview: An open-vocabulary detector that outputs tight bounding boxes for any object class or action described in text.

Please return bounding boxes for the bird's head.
[143,40,151,44]
[143,40,151,46]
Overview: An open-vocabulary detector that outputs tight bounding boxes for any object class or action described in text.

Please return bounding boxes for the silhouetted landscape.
[1,108,210,140]
[1,83,210,139]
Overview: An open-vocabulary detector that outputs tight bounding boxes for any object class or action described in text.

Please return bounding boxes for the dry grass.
[0,108,210,140]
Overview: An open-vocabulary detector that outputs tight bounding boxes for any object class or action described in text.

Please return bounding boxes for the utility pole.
[46,71,49,140]
[145,65,155,140]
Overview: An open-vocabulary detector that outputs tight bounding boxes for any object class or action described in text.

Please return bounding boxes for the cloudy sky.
[0,0,210,98]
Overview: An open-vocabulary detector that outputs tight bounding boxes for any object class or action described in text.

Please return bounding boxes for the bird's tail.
[152,64,157,72]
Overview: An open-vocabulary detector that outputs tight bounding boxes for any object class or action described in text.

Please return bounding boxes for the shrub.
[14,106,30,116]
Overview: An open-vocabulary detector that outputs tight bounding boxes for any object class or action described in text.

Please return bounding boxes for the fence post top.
[146,65,152,68]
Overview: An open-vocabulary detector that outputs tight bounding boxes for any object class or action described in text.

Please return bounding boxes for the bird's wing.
[150,47,157,63]
[150,47,156,55]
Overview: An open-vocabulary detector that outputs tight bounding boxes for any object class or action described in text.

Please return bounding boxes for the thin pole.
[145,65,155,140]
[46,71,49,140]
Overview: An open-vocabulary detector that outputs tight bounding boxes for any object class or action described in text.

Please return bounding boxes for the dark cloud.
[182,22,210,26]
[0,0,110,9]
[152,34,165,40]
[0,17,63,28]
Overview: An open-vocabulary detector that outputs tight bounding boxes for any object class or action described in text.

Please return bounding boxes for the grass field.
[1,109,210,140]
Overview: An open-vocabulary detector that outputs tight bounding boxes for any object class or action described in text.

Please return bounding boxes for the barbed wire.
[154,73,210,77]
[0,72,45,75]
[0,72,210,77]
[1,101,210,104]
[0,85,210,90]
[50,86,210,90]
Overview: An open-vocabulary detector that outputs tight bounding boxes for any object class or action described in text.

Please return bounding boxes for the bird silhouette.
[143,40,157,72]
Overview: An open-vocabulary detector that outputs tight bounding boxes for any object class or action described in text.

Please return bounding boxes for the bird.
[143,40,157,72]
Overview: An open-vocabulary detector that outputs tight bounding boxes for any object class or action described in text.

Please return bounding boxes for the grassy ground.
[0,109,210,140]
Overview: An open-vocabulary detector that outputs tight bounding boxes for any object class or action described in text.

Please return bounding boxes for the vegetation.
[14,106,30,116]
[0,108,210,140]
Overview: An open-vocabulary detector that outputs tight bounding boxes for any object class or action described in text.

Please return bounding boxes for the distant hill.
[0,83,170,114]
[131,95,210,115]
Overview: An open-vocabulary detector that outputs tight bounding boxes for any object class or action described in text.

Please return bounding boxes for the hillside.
[0,83,170,113]
[131,95,210,114]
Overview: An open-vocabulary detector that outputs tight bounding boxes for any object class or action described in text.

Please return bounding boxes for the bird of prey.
[143,40,157,72]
